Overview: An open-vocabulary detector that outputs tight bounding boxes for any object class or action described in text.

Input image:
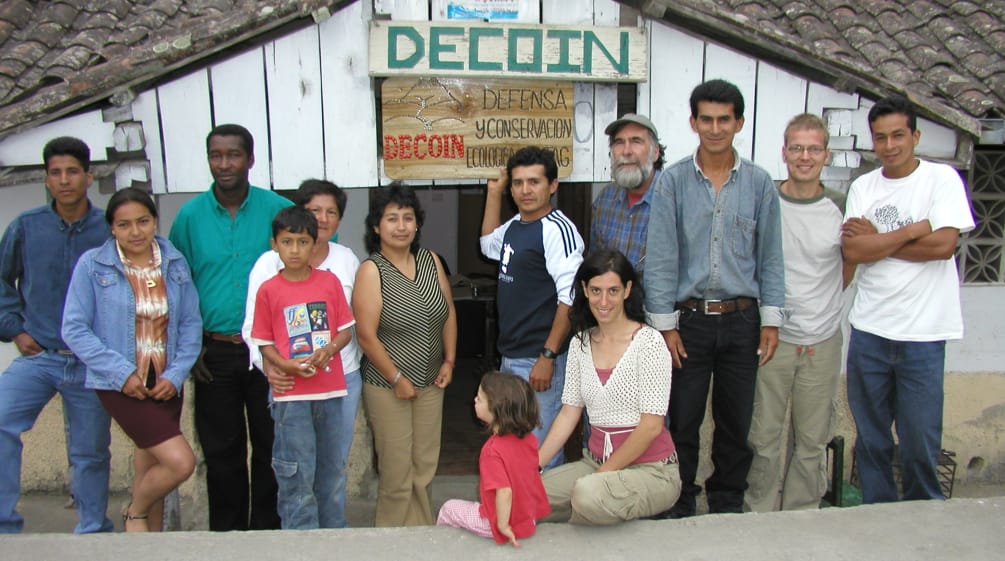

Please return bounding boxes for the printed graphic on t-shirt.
[501,243,515,274]
[284,301,330,359]
[873,204,914,231]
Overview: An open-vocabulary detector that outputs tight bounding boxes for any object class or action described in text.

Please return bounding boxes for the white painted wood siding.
[0,0,965,193]
[157,70,213,191]
[266,26,326,189]
[210,48,272,189]
[321,0,380,188]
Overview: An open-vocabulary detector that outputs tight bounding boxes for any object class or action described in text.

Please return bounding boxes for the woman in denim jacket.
[63,188,201,532]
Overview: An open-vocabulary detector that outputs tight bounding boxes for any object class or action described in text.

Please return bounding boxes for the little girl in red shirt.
[436,372,550,546]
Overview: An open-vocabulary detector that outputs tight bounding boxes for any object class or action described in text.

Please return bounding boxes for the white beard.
[612,158,654,190]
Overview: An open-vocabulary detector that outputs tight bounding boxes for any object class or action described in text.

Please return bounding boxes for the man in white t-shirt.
[745,114,853,512]
[841,96,974,503]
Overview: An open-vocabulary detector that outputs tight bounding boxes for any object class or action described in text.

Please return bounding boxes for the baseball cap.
[604,113,659,139]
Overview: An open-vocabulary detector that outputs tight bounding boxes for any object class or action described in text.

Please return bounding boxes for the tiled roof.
[0,1,1000,141]
[639,0,1005,136]
[0,0,349,140]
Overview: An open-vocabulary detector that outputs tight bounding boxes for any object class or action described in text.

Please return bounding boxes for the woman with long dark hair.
[537,249,680,524]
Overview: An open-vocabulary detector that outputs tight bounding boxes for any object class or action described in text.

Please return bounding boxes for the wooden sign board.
[381,77,574,180]
[370,21,647,82]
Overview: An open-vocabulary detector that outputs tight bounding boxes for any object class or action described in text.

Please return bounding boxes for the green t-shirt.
[169,185,293,333]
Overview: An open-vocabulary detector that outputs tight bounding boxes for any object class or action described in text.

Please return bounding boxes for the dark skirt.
[96,388,183,449]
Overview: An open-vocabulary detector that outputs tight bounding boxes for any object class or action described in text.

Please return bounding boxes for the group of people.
[438,80,972,544]
[0,77,971,541]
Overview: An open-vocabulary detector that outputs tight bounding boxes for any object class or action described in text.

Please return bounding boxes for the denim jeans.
[0,351,112,533]
[847,328,946,503]
[271,395,344,529]
[670,306,760,516]
[501,354,567,470]
[331,369,361,528]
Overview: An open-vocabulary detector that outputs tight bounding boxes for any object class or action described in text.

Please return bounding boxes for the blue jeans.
[501,354,567,470]
[0,351,112,533]
[331,369,361,528]
[271,394,345,529]
[847,328,946,503]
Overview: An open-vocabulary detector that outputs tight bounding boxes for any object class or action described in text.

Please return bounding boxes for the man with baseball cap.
[590,114,665,283]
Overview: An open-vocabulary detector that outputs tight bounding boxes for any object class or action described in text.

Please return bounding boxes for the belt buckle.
[703,299,723,316]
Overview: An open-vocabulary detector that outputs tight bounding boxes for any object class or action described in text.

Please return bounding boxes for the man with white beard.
[590,114,665,284]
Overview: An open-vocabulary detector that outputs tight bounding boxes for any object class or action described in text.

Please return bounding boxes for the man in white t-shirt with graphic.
[745,114,853,512]
[841,95,974,503]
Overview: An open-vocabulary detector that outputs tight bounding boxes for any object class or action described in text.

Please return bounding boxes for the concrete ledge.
[3,498,1002,561]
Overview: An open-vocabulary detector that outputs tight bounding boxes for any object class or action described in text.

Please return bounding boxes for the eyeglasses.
[785,144,827,155]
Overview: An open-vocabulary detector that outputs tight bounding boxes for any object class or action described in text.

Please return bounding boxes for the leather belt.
[676,297,756,316]
[39,346,74,356]
[203,331,243,345]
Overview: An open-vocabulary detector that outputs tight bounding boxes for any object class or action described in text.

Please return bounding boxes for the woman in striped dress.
[353,183,457,526]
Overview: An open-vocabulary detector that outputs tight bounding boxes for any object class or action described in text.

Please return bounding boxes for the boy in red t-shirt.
[250,206,354,529]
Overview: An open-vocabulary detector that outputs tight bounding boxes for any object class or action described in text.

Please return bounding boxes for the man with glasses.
[745,114,851,512]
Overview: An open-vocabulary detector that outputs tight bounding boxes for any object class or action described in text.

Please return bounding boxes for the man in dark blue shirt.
[0,137,112,533]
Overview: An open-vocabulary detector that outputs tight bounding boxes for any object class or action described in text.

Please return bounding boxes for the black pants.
[194,339,280,531]
[669,306,760,515]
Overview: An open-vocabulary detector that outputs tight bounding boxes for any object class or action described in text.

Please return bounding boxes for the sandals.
[123,502,149,531]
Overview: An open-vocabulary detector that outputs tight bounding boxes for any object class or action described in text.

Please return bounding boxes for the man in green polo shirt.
[169,124,292,531]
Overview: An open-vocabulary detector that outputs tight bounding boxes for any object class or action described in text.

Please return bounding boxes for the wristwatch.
[540,347,558,360]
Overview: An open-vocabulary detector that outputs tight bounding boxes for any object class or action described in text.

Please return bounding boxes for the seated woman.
[62,188,201,531]
[537,249,680,525]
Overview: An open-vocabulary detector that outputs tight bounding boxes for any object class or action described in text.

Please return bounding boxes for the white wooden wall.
[0,0,962,191]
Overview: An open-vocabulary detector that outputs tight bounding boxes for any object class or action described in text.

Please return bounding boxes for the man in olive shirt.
[169,124,292,531]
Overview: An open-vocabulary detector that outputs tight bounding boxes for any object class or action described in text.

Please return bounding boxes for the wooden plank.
[806,82,859,115]
[568,82,596,181]
[543,0,594,182]
[592,0,619,182]
[541,0,590,23]
[635,18,652,118]
[642,23,704,164]
[320,0,379,188]
[158,69,213,192]
[703,43,757,160]
[381,77,574,179]
[753,62,807,180]
[368,20,647,81]
[917,117,958,159]
[265,25,325,190]
[131,88,167,194]
[0,111,113,167]
[375,0,430,20]
[210,47,272,189]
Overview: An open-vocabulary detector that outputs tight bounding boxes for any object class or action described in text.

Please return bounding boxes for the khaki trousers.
[364,383,443,526]
[745,332,842,512]
[542,451,681,525]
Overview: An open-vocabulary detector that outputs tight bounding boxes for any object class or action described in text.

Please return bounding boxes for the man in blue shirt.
[0,137,113,533]
[644,80,785,517]
[169,124,291,531]
[590,113,664,281]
